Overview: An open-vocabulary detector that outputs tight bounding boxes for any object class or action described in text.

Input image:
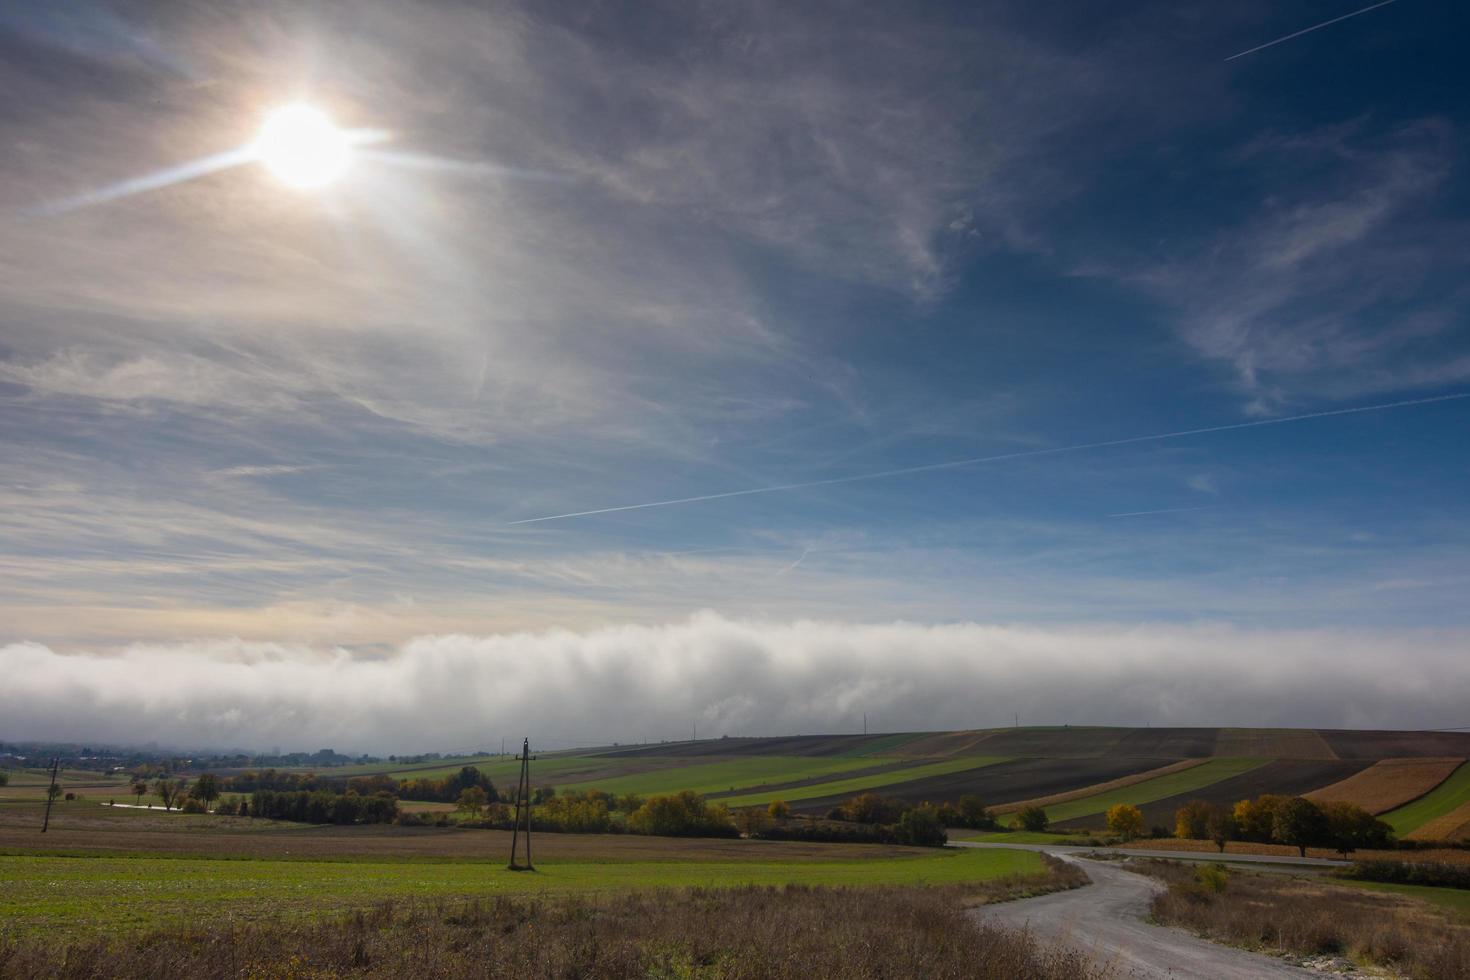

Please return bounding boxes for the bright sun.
[255,104,352,189]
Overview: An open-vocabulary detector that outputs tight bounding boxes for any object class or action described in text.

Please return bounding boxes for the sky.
[2,1,1468,752]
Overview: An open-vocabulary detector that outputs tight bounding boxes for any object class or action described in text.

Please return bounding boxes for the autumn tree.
[1206,804,1236,853]
[1106,803,1145,841]
[737,807,769,837]
[767,799,791,819]
[1174,799,1212,840]
[132,781,148,805]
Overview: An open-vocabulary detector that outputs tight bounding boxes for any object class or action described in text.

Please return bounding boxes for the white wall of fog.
[4,612,1463,753]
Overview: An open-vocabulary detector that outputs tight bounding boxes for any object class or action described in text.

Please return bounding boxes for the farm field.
[555,755,887,797]
[1411,800,1470,842]
[1340,879,1470,917]
[1307,757,1464,814]
[1094,759,1374,832]
[718,756,1006,808]
[0,838,1042,938]
[991,759,1206,815]
[788,756,1169,816]
[1043,757,1267,826]
[1386,761,1470,837]
[10,727,1470,838]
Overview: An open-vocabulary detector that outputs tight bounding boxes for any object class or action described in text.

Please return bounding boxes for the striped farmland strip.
[992,759,1208,815]
[1306,757,1463,814]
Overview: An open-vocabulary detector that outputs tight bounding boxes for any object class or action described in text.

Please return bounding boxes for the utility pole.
[506,738,534,871]
[41,757,59,833]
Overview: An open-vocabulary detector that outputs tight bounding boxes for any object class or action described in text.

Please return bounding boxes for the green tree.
[0,771,9,787]
[1273,797,1329,857]
[456,786,488,816]
[1016,805,1050,833]
[191,774,220,810]
[1321,801,1393,858]
[895,807,947,846]
[1106,803,1146,841]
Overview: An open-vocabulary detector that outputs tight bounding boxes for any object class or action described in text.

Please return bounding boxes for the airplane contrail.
[507,390,1470,526]
[1108,505,1217,519]
[1225,0,1397,62]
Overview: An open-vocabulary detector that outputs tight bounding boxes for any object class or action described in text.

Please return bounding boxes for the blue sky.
[2,1,1468,747]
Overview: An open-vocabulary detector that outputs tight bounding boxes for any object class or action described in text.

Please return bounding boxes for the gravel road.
[974,854,1318,979]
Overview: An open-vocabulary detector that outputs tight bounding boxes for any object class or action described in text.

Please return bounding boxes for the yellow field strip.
[1307,757,1464,815]
[1407,798,1470,842]
[990,759,1209,815]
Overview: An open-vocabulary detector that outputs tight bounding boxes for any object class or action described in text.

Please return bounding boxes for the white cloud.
[3,612,1464,752]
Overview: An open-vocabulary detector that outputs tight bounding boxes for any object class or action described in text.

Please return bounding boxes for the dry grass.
[1308,757,1464,814]
[1410,800,1470,843]
[992,760,1207,816]
[1138,859,1470,979]
[1120,837,1470,865]
[0,879,1109,980]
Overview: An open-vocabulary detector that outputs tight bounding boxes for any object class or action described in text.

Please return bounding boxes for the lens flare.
[254,104,351,189]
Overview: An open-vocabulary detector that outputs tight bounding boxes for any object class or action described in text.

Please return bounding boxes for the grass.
[555,756,882,797]
[719,756,1007,808]
[1041,757,1267,825]
[1383,761,1470,836]
[1138,858,1470,977]
[962,831,1091,844]
[0,845,1042,937]
[0,875,1106,980]
[1338,879,1470,918]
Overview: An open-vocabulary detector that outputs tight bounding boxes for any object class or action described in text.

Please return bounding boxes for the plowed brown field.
[1307,757,1463,814]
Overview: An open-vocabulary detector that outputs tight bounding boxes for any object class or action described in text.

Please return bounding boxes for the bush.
[1192,863,1228,894]
[250,789,399,825]
[1016,805,1050,832]
[180,797,207,814]
[1337,860,1470,890]
[895,807,948,847]
[626,791,738,838]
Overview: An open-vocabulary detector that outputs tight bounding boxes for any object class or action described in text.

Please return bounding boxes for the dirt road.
[975,855,1316,979]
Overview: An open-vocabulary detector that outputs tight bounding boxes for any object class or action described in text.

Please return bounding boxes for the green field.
[1382,762,1470,836]
[1041,757,1267,825]
[556,756,884,797]
[0,846,1042,937]
[1339,879,1470,918]
[719,756,1007,808]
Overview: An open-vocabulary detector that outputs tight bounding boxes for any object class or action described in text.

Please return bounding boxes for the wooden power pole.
[506,738,534,871]
[41,757,60,833]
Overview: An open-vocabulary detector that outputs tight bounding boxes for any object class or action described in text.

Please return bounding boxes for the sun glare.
[255,104,351,189]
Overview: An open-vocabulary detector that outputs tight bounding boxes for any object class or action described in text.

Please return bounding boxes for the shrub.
[895,807,948,847]
[180,797,207,814]
[1193,863,1228,894]
[1337,860,1470,890]
[626,790,738,838]
[1016,805,1050,832]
